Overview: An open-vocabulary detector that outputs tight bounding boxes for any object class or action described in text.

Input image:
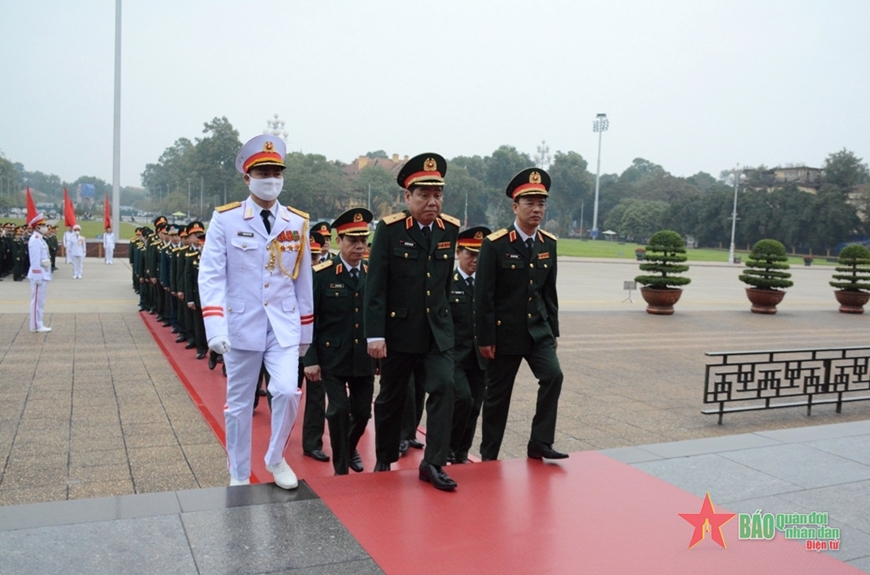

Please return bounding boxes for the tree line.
[4,116,869,254]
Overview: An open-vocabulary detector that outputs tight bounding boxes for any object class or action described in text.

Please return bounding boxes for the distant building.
[743,166,822,194]
[341,153,408,180]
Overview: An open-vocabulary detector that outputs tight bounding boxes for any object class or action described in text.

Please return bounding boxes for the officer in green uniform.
[304,208,375,475]
[12,227,26,281]
[474,168,568,462]
[45,226,59,271]
[312,221,332,263]
[300,232,329,462]
[184,222,208,359]
[364,152,460,491]
[448,226,490,464]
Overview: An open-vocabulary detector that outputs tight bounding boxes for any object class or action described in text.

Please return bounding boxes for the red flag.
[63,188,77,228]
[104,192,112,230]
[25,187,37,224]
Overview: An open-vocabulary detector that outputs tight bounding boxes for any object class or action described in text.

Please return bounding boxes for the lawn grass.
[5,218,137,239]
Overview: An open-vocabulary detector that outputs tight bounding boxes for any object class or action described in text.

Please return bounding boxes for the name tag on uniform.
[437,241,452,249]
[399,240,416,248]
[537,252,550,260]
[237,232,254,237]
[451,290,464,295]
[329,283,345,289]
[505,253,520,259]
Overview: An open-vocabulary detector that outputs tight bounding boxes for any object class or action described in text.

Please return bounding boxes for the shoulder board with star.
[440,213,460,227]
[185,250,198,258]
[486,228,509,242]
[216,201,241,213]
[539,229,558,242]
[382,212,405,225]
[286,206,309,219]
[313,260,333,272]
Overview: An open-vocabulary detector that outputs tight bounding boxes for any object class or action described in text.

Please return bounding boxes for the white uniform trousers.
[105,252,113,264]
[30,280,47,331]
[71,256,83,278]
[224,326,301,482]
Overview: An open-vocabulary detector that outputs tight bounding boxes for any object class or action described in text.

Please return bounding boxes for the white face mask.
[75,231,80,236]
[38,225,48,234]
[248,177,283,202]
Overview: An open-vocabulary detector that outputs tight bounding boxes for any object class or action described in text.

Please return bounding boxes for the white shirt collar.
[340,256,359,273]
[513,220,537,243]
[457,268,474,281]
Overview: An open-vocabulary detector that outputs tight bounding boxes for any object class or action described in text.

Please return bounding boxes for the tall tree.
[824,149,869,192]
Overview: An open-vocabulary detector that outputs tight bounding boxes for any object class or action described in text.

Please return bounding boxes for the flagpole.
[111,0,122,234]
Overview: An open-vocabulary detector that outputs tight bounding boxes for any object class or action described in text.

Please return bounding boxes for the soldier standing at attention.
[300,231,329,462]
[474,168,568,462]
[27,213,53,333]
[199,134,313,489]
[365,153,460,491]
[103,225,115,264]
[447,226,490,464]
[46,225,59,271]
[304,208,375,475]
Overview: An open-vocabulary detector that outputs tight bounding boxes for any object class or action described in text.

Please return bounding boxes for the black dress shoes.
[162,321,172,327]
[349,450,364,473]
[185,341,196,349]
[398,440,409,456]
[407,438,424,449]
[208,354,218,370]
[373,461,391,472]
[171,327,179,334]
[304,449,330,462]
[196,351,206,360]
[175,334,186,343]
[527,442,569,460]
[446,450,456,464]
[418,461,457,491]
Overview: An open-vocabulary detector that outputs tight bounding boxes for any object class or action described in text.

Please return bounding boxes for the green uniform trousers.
[323,374,373,475]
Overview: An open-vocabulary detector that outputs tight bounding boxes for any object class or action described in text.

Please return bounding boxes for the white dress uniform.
[103,231,115,264]
[63,229,74,264]
[69,230,86,278]
[28,227,53,332]
[199,197,314,483]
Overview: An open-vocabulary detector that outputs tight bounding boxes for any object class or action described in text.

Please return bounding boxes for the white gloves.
[41,259,51,270]
[208,336,231,355]
[299,344,310,357]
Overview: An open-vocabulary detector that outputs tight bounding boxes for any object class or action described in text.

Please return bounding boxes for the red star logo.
[679,492,736,549]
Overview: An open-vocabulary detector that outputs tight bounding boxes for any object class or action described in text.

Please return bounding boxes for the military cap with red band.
[236,134,286,174]
[331,207,372,237]
[187,221,205,236]
[457,226,491,252]
[310,232,326,250]
[506,168,551,200]
[396,153,447,189]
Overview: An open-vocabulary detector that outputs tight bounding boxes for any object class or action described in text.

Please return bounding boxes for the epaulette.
[173,246,186,253]
[216,201,241,213]
[440,213,460,227]
[286,206,309,219]
[487,228,508,241]
[185,250,198,257]
[539,229,558,242]
[313,260,333,272]
[382,212,405,225]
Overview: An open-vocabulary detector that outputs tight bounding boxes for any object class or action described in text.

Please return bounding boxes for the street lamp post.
[728,165,741,264]
[591,113,609,239]
[264,113,288,141]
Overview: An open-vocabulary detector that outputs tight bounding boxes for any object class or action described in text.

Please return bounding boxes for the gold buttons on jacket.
[497,320,502,326]
[390,311,396,317]
[426,290,430,296]
[264,283,269,288]
[325,342,330,347]
[530,263,534,268]
[427,272,431,278]
[355,307,359,313]
[227,307,233,312]
[528,313,532,318]
[404,253,408,259]
[511,264,516,269]
[264,302,268,306]
[354,338,359,344]
[355,323,359,328]
[426,308,430,313]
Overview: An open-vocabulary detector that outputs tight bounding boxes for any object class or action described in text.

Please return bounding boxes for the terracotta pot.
[745,287,786,314]
[640,287,682,315]
[834,290,870,314]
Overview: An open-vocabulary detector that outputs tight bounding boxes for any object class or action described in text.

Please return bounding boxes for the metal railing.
[703,346,870,424]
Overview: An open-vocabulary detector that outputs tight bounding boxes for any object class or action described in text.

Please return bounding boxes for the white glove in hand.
[41,259,51,269]
[299,344,310,357]
[208,336,231,355]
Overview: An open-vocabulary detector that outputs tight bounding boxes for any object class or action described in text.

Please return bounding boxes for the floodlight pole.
[728,165,740,264]
[591,113,609,240]
[111,0,122,233]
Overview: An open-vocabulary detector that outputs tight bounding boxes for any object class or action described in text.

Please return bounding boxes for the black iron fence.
[703,346,870,424]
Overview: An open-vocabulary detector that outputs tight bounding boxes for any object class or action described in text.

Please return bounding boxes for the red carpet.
[140,311,428,483]
[307,452,862,575]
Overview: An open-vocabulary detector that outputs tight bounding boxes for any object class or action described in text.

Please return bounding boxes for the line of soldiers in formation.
[0,223,60,281]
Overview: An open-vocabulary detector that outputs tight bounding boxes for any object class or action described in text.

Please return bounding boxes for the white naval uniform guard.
[69,224,85,279]
[103,228,115,264]
[27,213,53,332]
[198,134,314,489]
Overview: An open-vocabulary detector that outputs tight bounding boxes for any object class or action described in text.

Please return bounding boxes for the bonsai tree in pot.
[634,230,690,315]
[829,244,870,314]
[739,239,793,314]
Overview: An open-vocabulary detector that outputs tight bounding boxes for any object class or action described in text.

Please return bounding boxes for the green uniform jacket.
[184,249,201,307]
[304,257,373,378]
[449,271,482,370]
[474,225,559,355]
[364,210,460,354]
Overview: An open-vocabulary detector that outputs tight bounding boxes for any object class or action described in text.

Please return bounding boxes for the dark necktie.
[466,276,474,290]
[421,225,431,247]
[350,267,359,282]
[525,237,534,256]
[260,209,271,234]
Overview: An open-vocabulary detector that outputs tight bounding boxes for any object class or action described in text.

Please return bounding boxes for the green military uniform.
[304,248,375,473]
[12,229,27,281]
[45,229,58,271]
[448,226,490,463]
[474,168,564,461]
[184,222,208,357]
[365,194,460,471]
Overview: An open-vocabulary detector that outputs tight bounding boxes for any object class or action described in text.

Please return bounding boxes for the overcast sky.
[2,0,868,188]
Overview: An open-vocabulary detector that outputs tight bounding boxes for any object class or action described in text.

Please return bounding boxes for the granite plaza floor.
[0,255,868,573]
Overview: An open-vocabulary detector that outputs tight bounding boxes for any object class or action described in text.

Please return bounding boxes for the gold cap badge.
[530,171,541,184]
[424,157,437,171]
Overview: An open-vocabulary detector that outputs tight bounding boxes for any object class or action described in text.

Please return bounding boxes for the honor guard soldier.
[364,153,460,491]
[304,208,375,475]
[46,225,59,271]
[474,168,568,461]
[199,134,314,489]
[184,222,209,359]
[27,213,53,332]
[312,221,332,263]
[299,231,329,462]
[103,224,115,264]
[69,224,86,279]
[448,226,490,464]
